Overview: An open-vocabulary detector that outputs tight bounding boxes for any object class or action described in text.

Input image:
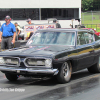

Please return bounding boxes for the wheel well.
[65,60,73,70]
[53,60,73,71]
[66,60,72,66]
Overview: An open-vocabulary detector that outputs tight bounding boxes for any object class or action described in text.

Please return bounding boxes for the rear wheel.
[88,56,100,73]
[5,73,19,81]
[57,61,72,83]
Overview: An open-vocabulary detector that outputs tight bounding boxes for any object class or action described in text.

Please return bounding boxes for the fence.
[81,11,100,32]
[82,11,100,24]
[82,24,100,32]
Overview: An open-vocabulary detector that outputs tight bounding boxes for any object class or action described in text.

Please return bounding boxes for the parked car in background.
[83,28,100,36]
[0,28,100,84]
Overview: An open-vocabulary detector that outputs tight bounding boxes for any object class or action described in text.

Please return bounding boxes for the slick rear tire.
[5,73,19,81]
[57,61,72,84]
[88,56,100,73]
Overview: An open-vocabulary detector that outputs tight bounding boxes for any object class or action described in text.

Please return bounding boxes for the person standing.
[14,22,21,41]
[25,18,34,40]
[53,20,61,28]
[0,15,16,50]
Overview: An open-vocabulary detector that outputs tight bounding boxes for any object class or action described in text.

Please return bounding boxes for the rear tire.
[88,56,100,73]
[5,73,19,81]
[57,61,72,83]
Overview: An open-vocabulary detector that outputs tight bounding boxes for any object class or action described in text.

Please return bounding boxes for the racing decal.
[36,25,44,30]
[25,24,56,33]
[46,25,55,29]
[25,26,34,32]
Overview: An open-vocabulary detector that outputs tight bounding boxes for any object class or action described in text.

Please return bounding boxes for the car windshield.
[27,31,75,46]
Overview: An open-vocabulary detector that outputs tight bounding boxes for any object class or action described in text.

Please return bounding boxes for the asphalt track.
[0,69,100,100]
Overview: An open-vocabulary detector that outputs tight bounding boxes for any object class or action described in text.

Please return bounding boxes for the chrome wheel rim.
[62,62,70,79]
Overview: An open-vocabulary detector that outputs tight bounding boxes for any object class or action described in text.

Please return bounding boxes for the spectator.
[0,15,16,50]
[26,18,34,25]
[25,18,34,40]
[14,22,21,41]
[53,20,61,28]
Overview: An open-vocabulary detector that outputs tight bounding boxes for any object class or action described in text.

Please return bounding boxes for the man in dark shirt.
[53,20,61,28]
[0,15,16,50]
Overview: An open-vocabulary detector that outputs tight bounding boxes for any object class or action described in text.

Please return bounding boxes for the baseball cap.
[26,18,31,22]
[14,22,18,25]
[14,22,18,24]
[53,19,57,23]
[5,15,11,19]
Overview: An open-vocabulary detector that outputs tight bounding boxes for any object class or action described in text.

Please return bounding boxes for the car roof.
[36,28,89,33]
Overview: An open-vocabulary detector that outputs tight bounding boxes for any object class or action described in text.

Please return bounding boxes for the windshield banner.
[25,24,56,32]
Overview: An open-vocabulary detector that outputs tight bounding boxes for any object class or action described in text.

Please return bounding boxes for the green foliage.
[82,0,93,11]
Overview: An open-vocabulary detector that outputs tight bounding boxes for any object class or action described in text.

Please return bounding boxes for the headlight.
[0,57,5,65]
[0,57,20,66]
[27,59,45,66]
[5,59,19,65]
[45,59,52,68]
[25,58,52,68]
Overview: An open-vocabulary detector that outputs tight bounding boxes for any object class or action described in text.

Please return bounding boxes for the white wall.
[1,0,81,8]
[0,0,81,28]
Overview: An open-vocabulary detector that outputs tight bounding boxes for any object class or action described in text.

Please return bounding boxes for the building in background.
[0,0,81,28]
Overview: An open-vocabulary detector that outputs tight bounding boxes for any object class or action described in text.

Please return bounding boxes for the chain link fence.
[81,11,100,32]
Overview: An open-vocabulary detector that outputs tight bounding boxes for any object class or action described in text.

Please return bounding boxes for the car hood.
[0,45,74,57]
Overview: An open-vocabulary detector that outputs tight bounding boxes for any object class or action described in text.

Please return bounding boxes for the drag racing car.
[0,28,100,83]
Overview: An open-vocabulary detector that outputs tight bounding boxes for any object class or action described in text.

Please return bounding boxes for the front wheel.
[88,56,100,73]
[57,61,72,83]
[5,73,19,81]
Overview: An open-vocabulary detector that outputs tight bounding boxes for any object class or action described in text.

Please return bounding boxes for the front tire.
[88,56,100,73]
[57,61,72,83]
[5,73,19,81]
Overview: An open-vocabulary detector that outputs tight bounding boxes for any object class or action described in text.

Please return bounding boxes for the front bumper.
[0,66,59,75]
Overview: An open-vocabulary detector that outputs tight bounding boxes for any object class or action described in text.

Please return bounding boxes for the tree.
[93,0,100,10]
[82,0,93,11]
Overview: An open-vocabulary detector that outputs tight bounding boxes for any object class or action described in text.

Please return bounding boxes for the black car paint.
[0,29,100,75]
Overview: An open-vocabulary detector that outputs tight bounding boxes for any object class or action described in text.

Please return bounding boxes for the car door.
[76,31,95,70]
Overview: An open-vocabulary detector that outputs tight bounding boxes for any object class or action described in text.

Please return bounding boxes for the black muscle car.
[0,28,100,83]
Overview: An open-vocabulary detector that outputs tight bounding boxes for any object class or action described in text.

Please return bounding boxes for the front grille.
[3,57,20,66]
